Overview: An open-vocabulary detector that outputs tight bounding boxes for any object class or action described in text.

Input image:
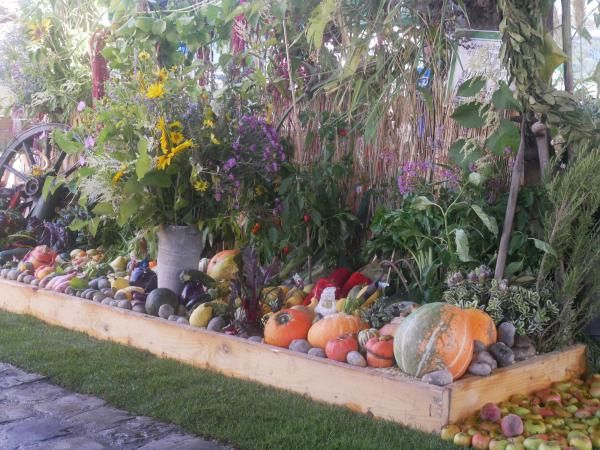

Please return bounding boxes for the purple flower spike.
[84,136,95,149]
[77,101,86,112]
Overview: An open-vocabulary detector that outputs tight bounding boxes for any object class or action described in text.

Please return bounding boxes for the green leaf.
[41,175,55,200]
[505,260,524,275]
[540,33,567,83]
[70,277,89,291]
[118,197,138,227]
[531,238,557,258]
[311,210,322,226]
[141,170,171,188]
[92,202,113,216]
[135,17,154,33]
[152,19,167,35]
[136,137,152,180]
[306,0,336,49]
[451,102,487,129]
[449,139,482,172]
[491,82,521,111]
[485,119,521,156]
[68,218,88,232]
[53,130,83,155]
[471,205,498,236]
[412,196,436,211]
[455,229,473,262]
[457,76,486,97]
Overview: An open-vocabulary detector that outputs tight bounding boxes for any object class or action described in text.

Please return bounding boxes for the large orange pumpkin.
[307,313,367,349]
[463,308,497,347]
[394,303,473,379]
[264,308,313,348]
[206,250,240,281]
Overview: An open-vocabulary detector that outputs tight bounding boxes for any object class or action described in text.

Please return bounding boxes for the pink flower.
[77,101,86,112]
[84,136,95,149]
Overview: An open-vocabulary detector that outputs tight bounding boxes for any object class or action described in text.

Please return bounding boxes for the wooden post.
[495,117,527,280]
[561,0,574,92]
[532,122,550,178]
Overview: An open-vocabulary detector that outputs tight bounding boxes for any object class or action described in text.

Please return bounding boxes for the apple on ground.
[439,424,460,441]
[523,436,546,450]
[471,432,491,449]
[567,430,592,450]
[489,439,510,450]
[538,441,562,450]
[453,432,472,447]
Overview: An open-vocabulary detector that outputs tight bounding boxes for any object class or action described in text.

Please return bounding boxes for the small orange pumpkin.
[463,308,497,347]
[307,313,367,348]
[264,308,313,348]
[365,335,395,368]
[325,335,358,362]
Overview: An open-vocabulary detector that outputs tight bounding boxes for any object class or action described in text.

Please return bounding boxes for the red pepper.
[341,272,372,298]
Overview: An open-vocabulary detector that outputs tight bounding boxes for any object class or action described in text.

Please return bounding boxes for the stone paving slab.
[0,363,229,450]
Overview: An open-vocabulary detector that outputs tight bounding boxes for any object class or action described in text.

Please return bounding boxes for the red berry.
[282,246,290,255]
[303,214,311,224]
[337,128,348,137]
[251,223,261,235]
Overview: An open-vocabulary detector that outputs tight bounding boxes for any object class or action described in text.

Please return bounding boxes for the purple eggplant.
[129,260,157,293]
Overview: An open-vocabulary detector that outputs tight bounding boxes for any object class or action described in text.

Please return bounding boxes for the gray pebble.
[489,342,515,367]
[101,298,112,305]
[513,344,536,361]
[177,304,187,316]
[422,368,453,386]
[132,304,146,313]
[513,334,532,349]
[468,361,492,376]
[307,347,326,358]
[109,299,119,307]
[97,278,110,290]
[498,322,516,347]
[288,339,311,353]
[117,300,132,310]
[247,335,263,343]
[473,340,487,353]
[92,293,105,302]
[30,279,39,287]
[176,317,189,325]
[168,314,180,321]
[158,304,175,319]
[346,351,367,367]
[476,351,498,369]
[207,316,226,332]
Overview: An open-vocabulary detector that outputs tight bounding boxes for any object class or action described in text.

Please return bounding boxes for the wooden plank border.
[0,280,587,432]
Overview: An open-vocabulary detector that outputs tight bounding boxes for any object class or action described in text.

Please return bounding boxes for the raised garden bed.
[0,279,586,433]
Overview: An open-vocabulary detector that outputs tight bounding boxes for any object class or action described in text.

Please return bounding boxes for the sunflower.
[28,19,51,42]
[138,51,150,62]
[112,165,127,183]
[170,131,184,145]
[146,82,165,99]
[193,179,209,193]
[157,153,173,171]
[156,68,169,82]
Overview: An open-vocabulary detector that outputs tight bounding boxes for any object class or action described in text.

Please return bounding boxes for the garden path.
[0,362,229,450]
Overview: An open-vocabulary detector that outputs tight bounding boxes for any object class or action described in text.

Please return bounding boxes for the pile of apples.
[441,374,600,449]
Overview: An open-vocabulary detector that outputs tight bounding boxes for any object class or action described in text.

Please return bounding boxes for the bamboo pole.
[562,0,574,92]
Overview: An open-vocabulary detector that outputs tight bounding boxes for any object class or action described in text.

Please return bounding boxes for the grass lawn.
[0,310,456,450]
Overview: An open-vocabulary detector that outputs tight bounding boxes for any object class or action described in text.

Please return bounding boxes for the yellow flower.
[112,165,127,183]
[170,131,184,145]
[31,166,44,177]
[168,121,183,131]
[193,179,209,193]
[171,139,193,155]
[157,153,173,171]
[255,185,266,196]
[146,82,165,99]
[156,68,169,82]
[210,133,221,145]
[28,19,51,42]
[138,51,150,62]
[203,118,215,128]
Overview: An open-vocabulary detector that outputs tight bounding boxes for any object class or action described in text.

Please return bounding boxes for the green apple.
[538,441,562,450]
[506,444,525,450]
[513,407,532,417]
[567,431,592,450]
[567,404,580,413]
[548,418,565,427]
[440,424,460,441]
[453,432,472,447]
[583,417,599,427]
[589,382,600,398]
[524,420,547,435]
[523,437,545,450]
[553,382,573,392]
[466,427,480,436]
[488,439,510,450]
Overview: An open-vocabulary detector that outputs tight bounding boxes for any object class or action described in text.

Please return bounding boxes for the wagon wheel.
[0,123,77,220]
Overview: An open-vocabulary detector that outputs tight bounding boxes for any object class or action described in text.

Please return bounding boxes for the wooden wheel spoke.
[21,140,35,167]
[2,164,28,181]
[52,152,67,173]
